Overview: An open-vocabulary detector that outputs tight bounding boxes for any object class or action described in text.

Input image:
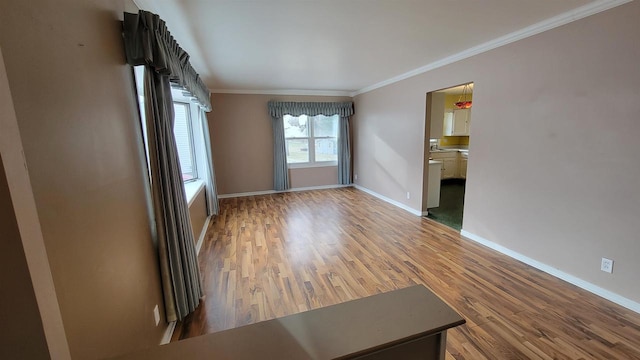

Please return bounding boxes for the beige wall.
[0,1,168,358]
[0,156,51,360]
[189,188,208,245]
[210,93,351,194]
[354,2,640,303]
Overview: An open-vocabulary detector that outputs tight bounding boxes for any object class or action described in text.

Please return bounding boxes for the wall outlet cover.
[601,258,614,274]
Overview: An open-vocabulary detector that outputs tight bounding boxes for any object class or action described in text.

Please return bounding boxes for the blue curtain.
[268,101,354,189]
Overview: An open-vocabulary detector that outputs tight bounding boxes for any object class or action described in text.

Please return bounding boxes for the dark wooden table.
[112,285,465,360]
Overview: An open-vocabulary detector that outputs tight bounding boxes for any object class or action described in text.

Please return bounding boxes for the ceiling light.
[455,84,472,109]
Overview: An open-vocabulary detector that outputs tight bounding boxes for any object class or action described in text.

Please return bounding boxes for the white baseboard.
[195,216,211,255]
[460,230,640,314]
[218,184,351,199]
[353,185,422,216]
[160,321,176,345]
[218,189,277,199]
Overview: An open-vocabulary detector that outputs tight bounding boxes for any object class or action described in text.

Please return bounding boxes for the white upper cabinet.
[428,92,445,139]
[443,109,471,136]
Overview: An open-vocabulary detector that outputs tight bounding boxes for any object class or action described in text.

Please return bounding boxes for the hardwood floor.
[172,187,640,359]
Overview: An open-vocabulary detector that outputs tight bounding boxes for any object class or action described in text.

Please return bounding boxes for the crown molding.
[131,0,154,12]
[211,88,353,97]
[351,0,632,97]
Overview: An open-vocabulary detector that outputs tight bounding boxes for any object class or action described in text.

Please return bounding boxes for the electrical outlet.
[354,174,358,180]
[601,258,614,274]
[153,305,160,326]
[406,192,411,199]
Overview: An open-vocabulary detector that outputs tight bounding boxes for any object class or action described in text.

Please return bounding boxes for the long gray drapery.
[123,10,205,321]
[271,115,289,191]
[268,101,354,188]
[337,116,351,185]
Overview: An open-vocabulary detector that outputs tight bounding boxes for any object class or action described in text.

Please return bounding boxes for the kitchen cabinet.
[442,158,457,179]
[427,161,442,208]
[431,150,469,180]
[430,151,458,180]
[428,92,445,139]
[459,151,468,179]
[459,158,468,179]
[443,109,471,136]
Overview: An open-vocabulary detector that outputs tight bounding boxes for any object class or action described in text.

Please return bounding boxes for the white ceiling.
[134,0,616,95]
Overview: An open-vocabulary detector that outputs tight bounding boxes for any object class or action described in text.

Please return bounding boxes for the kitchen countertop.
[430,148,468,153]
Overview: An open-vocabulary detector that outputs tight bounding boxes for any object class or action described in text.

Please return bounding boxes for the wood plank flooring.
[171,187,640,359]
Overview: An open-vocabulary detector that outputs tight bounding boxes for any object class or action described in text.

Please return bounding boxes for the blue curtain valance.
[268,101,354,118]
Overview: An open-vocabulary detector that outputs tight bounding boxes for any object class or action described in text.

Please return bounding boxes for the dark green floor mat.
[426,179,465,230]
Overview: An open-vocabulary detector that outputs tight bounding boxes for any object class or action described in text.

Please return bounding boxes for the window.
[173,102,197,181]
[284,114,338,167]
[133,65,201,183]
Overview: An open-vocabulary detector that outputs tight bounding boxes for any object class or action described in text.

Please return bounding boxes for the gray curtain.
[200,108,219,215]
[143,68,202,322]
[271,115,290,191]
[123,11,211,111]
[123,10,205,322]
[268,101,354,187]
[338,116,351,184]
[268,101,353,118]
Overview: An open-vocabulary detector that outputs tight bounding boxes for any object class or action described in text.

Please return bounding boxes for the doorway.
[423,82,473,230]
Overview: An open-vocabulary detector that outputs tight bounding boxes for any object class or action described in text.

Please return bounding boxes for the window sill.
[184,180,205,207]
[288,162,338,169]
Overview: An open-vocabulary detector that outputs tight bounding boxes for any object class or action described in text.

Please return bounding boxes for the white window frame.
[172,99,198,182]
[284,114,339,169]
[132,65,204,184]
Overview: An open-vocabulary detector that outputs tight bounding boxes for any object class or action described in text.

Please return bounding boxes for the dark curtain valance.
[123,10,212,111]
[268,101,354,118]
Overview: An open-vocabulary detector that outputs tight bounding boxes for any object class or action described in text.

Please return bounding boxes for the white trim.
[460,230,640,314]
[288,162,338,169]
[218,184,351,199]
[351,0,632,96]
[218,189,277,199]
[160,321,176,345]
[211,89,352,97]
[195,216,211,255]
[353,185,422,216]
[184,180,205,207]
[421,211,429,216]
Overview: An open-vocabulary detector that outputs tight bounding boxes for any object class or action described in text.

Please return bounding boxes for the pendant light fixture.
[454,84,472,109]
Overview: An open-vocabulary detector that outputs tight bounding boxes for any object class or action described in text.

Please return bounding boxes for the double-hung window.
[283,114,339,167]
[172,101,197,181]
[133,65,201,183]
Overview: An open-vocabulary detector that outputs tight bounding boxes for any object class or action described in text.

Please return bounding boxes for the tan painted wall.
[0,156,51,360]
[0,1,168,358]
[210,93,351,194]
[189,188,208,245]
[354,2,640,303]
